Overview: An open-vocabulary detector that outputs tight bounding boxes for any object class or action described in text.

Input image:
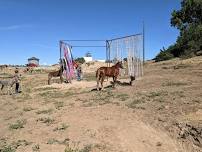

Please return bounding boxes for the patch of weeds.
[39,91,65,98]
[37,117,54,125]
[85,74,97,81]
[36,109,53,114]
[64,90,89,97]
[59,138,70,145]
[170,90,185,98]
[47,138,59,145]
[91,90,114,105]
[192,99,200,103]
[82,102,94,107]
[64,147,77,152]
[115,93,129,101]
[80,145,92,152]
[0,145,16,152]
[127,98,144,109]
[81,99,89,103]
[54,101,64,110]
[32,144,40,151]
[0,138,7,148]
[17,100,26,103]
[155,97,165,103]
[11,140,32,149]
[0,73,12,77]
[25,87,31,93]
[146,91,168,98]
[147,92,161,98]
[112,102,120,106]
[93,144,107,151]
[23,107,34,112]
[162,81,188,87]
[17,93,32,100]
[173,64,190,69]
[35,87,57,92]
[9,120,26,130]
[47,138,69,145]
[64,91,77,97]
[18,112,23,116]
[69,103,75,107]
[64,144,92,152]
[53,123,69,131]
[157,105,165,111]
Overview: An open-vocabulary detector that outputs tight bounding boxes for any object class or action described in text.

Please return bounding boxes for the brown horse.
[96,61,124,90]
[48,65,64,85]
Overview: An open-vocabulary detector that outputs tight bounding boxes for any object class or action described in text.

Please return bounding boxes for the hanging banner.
[61,43,75,82]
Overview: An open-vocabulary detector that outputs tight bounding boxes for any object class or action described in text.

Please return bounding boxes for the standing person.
[76,64,82,81]
[13,68,21,93]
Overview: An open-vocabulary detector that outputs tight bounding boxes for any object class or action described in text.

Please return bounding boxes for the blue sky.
[0,0,180,65]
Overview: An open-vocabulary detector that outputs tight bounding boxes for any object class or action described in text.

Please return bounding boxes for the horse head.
[115,61,124,69]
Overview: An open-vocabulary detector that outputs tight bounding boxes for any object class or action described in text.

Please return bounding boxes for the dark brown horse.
[48,65,64,85]
[96,61,123,90]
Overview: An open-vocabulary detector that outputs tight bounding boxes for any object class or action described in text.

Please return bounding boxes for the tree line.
[155,0,202,62]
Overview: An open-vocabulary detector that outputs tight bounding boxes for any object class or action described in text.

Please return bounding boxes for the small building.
[27,57,39,67]
[84,56,93,63]
[83,51,93,63]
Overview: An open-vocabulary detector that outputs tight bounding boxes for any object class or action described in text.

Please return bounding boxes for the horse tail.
[96,69,101,91]
[96,69,99,78]
[48,73,52,85]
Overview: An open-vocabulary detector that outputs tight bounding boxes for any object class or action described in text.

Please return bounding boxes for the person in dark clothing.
[14,69,21,93]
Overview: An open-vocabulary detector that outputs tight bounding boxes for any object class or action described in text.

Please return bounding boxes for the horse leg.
[112,76,115,87]
[48,75,52,85]
[60,74,63,84]
[113,76,117,88]
[1,85,4,95]
[7,85,11,95]
[1,84,4,91]
[101,76,105,91]
[96,70,100,91]
[97,76,101,91]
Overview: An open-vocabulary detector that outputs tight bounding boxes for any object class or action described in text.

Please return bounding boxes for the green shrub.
[155,49,174,62]
[75,57,85,64]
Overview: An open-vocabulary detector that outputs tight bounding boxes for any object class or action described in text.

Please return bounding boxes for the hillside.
[0,56,201,152]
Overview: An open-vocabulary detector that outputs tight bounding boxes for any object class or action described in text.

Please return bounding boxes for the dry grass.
[9,119,26,130]
[0,57,201,152]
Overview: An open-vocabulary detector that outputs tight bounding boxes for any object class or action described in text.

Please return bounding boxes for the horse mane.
[112,61,121,68]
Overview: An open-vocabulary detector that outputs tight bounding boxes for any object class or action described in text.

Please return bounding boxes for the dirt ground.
[0,57,201,152]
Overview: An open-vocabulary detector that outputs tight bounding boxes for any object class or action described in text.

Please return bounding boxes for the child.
[76,65,82,81]
[13,69,21,93]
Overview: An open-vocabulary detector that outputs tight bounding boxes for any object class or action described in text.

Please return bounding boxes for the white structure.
[28,57,40,66]
[84,57,93,63]
[96,59,105,62]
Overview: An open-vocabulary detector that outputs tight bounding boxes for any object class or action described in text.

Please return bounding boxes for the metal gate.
[106,34,144,78]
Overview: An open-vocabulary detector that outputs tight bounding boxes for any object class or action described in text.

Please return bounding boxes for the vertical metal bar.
[143,21,145,64]
[108,41,111,67]
[106,40,108,67]
[59,41,62,64]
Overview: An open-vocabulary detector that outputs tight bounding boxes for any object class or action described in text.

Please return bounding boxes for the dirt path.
[58,105,182,152]
[0,100,183,152]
